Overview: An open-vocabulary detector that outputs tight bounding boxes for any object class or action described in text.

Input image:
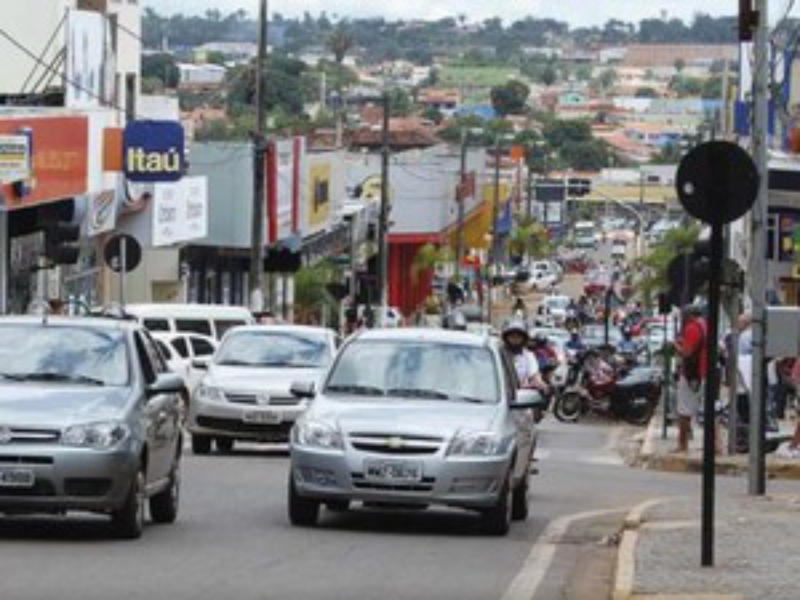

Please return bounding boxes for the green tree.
[387,88,413,117]
[636,224,701,304]
[142,53,180,89]
[327,23,355,64]
[490,80,530,116]
[635,87,659,98]
[541,64,558,87]
[506,220,551,261]
[294,262,340,325]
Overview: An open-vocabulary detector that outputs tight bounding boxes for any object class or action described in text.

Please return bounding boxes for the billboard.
[0,116,89,209]
[308,162,332,229]
[0,134,30,184]
[66,10,114,109]
[152,176,209,247]
[267,138,303,244]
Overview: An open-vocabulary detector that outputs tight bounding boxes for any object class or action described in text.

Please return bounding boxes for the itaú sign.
[124,120,185,183]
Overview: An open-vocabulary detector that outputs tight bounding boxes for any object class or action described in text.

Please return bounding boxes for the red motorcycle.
[552,349,661,425]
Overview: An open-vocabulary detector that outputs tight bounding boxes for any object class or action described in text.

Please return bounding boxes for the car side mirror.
[511,389,548,411]
[147,373,185,398]
[191,357,211,370]
[290,381,316,399]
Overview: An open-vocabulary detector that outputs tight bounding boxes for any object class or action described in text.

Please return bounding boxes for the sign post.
[676,141,759,568]
[104,234,142,309]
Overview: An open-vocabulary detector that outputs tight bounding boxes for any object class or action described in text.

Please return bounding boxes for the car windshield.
[0,325,129,386]
[215,331,331,368]
[546,297,569,310]
[326,340,499,404]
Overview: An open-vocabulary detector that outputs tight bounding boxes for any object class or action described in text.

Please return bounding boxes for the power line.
[0,27,125,114]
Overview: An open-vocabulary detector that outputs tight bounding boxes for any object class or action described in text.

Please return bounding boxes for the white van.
[125,304,255,341]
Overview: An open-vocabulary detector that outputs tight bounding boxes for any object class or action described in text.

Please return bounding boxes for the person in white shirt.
[501,320,544,390]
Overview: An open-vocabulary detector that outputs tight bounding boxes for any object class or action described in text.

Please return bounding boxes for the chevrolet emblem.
[387,436,404,449]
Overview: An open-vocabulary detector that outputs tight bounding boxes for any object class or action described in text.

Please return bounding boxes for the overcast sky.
[143,0,799,27]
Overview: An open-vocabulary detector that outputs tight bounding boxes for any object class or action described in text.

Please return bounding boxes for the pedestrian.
[673,304,708,453]
[776,358,800,459]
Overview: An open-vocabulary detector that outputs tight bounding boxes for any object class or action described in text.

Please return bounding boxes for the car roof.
[0,315,138,333]
[353,327,493,347]
[225,324,335,336]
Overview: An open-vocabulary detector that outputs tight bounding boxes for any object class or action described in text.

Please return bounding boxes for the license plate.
[0,468,35,489]
[364,460,422,483]
[242,410,282,425]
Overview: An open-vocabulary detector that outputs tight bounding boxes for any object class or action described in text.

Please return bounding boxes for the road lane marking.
[501,508,624,600]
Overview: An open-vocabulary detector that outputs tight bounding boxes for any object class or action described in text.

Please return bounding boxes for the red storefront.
[388,233,441,317]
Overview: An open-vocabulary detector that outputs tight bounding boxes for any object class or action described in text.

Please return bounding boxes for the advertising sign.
[0,116,88,209]
[66,11,112,109]
[308,162,331,229]
[0,134,30,184]
[124,120,185,183]
[267,138,302,244]
[152,176,208,247]
[86,189,118,237]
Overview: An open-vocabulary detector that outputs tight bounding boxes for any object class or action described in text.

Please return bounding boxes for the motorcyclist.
[617,326,638,355]
[565,328,586,353]
[530,333,559,373]
[501,320,545,390]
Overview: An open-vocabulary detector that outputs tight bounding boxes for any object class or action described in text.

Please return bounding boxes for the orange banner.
[0,116,89,209]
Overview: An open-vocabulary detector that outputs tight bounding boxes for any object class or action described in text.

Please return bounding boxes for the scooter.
[552,349,662,425]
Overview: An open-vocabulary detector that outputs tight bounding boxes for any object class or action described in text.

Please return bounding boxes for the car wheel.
[112,467,146,539]
[288,473,319,526]
[511,469,530,521]
[325,500,350,513]
[150,463,180,524]
[553,392,583,423]
[215,437,234,453]
[480,475,511,536]
[191,434,212,455]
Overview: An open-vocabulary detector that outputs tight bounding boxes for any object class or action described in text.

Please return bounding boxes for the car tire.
[288,473,319,527]
[511,469,530,522]
[112,467,146,540]
[325,500,350,513]
[215,437,234,453]
[150,464,180,524]
[480,476,511,536]
[191,434,212,455]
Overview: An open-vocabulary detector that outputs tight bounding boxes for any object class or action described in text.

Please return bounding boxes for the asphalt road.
[2,418,792,600]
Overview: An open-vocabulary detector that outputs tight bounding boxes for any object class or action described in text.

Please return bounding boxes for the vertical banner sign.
[66,11,108,109]
[182,176,209,242]
[152,182,181,247]
[267,139,298,244]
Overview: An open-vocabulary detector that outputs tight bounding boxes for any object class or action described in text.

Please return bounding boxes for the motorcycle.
[552,349,662,425]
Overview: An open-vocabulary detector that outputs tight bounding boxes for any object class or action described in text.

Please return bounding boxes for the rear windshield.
[175,319,212,337]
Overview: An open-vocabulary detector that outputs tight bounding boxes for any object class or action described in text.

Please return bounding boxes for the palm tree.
[411,243,450,286]
[506,221,551,262]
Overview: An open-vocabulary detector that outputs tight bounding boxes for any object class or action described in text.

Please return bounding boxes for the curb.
[612,498,745,600]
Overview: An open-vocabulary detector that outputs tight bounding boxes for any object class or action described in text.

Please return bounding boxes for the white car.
[529,260,562,283]
[611,239,627,261]
[528,270,558,292]
[188,325,339,453]
[152,332,218,394]
[539,295,571,325]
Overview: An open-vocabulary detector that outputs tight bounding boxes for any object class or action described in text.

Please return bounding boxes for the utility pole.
[487,134,502,327]
[249,0,268,313]
[749,0,769,496]
[454,129,468,281]
[376,92,391,325]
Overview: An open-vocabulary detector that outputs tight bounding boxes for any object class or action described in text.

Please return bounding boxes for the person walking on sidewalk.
[673,305,708,453]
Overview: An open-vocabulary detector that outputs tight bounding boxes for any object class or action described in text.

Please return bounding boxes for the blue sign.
[124,120,185,183]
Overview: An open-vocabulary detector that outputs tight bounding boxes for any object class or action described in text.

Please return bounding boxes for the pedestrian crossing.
[534,447,624,466]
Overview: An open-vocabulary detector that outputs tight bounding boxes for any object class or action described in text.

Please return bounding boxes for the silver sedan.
[288,329,545,536]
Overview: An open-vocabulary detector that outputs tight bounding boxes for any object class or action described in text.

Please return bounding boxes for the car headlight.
[292,420,343,450]
[448,431,508,457]
[195,384,225,403]
[62,421,129,450]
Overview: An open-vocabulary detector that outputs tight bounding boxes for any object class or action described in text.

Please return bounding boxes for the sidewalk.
[614,494,800,600]
[633,410,800,480]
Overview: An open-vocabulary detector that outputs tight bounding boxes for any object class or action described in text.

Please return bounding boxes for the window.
[214,319,246,339]
[134,333,157,385]
[190,337,216,357]
[171,337,189,358]
[499,350,519,403]
[154,340,172,361]
[175,319,212,337]
[143,318,170,332]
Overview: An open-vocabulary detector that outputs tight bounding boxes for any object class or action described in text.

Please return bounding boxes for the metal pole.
[455,129,468,281]
[662,310,670,440]
[488,135,501,327]
[749,0,769,496]
[119,236,126,307]
[249,0,268,313]
[701,224,725,567]
[0,204,8,315]
[377,92,390,325]
[604,288,611,346]
[526,167,533,219]
[727,299,740,455]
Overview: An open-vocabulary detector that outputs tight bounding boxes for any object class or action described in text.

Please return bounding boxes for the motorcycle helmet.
[502,319,529,345]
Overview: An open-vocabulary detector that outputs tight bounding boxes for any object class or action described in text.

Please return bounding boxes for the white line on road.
[501,508,624,600]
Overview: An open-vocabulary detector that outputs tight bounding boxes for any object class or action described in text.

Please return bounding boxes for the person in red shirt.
[673,305,708,453]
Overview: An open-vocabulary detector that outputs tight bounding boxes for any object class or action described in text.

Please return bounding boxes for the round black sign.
[104,234,142,273]
[676,141,759,226]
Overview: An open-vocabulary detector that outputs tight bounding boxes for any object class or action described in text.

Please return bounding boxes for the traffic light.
[43,220,81,265]
[739,0,756,41]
